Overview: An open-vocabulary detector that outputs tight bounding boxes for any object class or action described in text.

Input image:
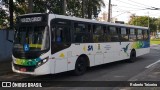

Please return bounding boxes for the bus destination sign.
[20,17,42,23]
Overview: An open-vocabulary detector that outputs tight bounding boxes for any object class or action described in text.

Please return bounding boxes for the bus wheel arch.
[73,54,90,75]
[128,49,136,62]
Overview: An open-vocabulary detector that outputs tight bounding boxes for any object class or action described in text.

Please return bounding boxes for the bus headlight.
[37,57,49,67]
[43,59,47,63]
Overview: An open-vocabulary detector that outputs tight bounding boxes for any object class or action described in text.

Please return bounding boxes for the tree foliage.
[0,0,9,29]
[0,0,105,29]
[128,14,160,32]
[0,7,9,29]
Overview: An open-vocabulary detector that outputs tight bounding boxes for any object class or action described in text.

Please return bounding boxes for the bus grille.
[14,64,36,72]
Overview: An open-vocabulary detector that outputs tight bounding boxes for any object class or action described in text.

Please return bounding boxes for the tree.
[0,0,106,29]
[67,0,105,19]
[87,0,105,19]
[63,0,66,15]
[33,0,47,13]
[128,15,157,33]
[46,0,63,14]
[154,18,160,32]
[0,0,10,29]
[0,7,9,29]
[14,0,28,16]
[28,0,33,13]
[9,0,13,29]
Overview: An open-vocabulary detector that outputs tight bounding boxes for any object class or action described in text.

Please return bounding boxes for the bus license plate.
[20,68,26,72]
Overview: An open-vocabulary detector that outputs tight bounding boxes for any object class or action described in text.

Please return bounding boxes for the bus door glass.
[51,19,71,54]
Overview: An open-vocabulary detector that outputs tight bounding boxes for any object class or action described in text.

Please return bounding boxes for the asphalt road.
[1,46,160,90]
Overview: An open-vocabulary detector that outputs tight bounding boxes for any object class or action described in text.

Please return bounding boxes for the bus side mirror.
[6,30,14,43]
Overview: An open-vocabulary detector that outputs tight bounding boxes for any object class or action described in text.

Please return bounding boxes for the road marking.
[145,59,160,68]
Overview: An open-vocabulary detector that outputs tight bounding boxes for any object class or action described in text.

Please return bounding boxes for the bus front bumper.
[12,60,51,76]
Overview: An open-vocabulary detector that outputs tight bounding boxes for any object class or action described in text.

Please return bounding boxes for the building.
[98,11,117,23]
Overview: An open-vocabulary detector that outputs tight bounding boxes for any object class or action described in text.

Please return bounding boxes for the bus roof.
[19,13,149,29]
[53,14,148,29]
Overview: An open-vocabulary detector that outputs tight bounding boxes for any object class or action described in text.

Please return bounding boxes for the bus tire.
[74,56,87,76]
[128,50,136,63]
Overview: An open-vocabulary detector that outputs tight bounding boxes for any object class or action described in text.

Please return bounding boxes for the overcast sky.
[101,0,160,22]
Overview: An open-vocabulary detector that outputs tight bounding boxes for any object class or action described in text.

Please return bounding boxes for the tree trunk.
[87,0,92,19]
[28,0,33,13]
[82,0,85,18]
[9,0,13,29]
[63,0,66,15]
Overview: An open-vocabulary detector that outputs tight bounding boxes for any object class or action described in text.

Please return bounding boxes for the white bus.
[12,13,150,75]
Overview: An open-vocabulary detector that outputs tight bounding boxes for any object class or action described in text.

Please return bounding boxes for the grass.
[150,39,160,45]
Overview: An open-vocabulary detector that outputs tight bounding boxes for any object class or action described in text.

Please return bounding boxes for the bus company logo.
[88,45,93,51]
[2,82,11,87]
[122,43,130,56]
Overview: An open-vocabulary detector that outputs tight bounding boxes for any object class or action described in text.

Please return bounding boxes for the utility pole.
[108,0,111,22]
[110,4,117,22]
[9,0,13,30]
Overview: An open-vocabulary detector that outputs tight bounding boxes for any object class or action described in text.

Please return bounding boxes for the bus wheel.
[128,50,136,63]
[74,57,87,76]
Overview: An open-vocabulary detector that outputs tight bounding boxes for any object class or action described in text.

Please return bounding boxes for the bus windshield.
[13,26,49,52]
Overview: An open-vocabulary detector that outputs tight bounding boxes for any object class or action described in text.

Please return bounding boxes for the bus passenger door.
[104,43,121,63]
[92,25,104,65]
[51,25,71,73]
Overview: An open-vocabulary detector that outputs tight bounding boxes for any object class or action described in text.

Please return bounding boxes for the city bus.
[12,13,150,75]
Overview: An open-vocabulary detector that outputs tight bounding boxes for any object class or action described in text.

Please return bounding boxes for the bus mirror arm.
[6,30,14,43]
[7,39,14,43]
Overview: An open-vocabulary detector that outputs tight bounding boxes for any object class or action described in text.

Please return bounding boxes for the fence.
[0,30,14,61]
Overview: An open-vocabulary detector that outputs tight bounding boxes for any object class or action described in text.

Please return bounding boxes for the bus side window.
[120,27,129,41]
[93,25,104,42]
[104,26,110,42]
[109,26,119,42]
[143,30,148,40]
[129,28,136,41]
[137,29,143,40]
[74,22,91,43]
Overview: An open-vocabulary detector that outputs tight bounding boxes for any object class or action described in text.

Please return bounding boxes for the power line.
[113,6,148,13]
[113,9,147,13]
[127,0,155,9]
[116,0,149,9]
[117,0,160,10]
[112,9,146,18]
[116,5,146,10]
